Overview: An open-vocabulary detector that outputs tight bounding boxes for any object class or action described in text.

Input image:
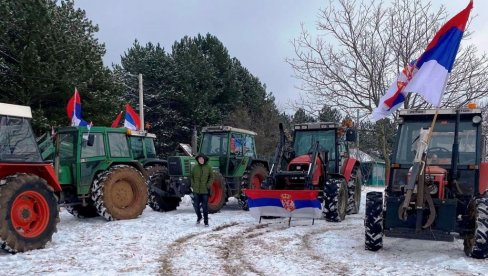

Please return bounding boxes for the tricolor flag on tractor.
[124,103,141,130]
[66,88,89,127]
[372,0,473,121]
[244,190,322,219]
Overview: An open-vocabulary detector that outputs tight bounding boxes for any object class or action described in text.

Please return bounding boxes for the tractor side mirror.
[83,133,95,147]
[346,128,356,142]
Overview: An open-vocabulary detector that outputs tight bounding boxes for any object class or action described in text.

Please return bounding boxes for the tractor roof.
[399,108,482,117]
[202,126,257,136]
[294,122,340,130]
[0,103,32,118]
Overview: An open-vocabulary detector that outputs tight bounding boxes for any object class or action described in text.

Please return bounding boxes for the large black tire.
[347,166,362,215]
[365,191,383,251]
[65,204,99,218]
[323,177,348,222]
[0,174,59,253]
[91,165,148,221]
[147,168,180,212]
[464,197,488,259]
[208,172,226,214]
[239,163,269,211]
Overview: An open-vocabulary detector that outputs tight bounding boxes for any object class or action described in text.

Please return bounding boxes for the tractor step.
[384,227,454,242]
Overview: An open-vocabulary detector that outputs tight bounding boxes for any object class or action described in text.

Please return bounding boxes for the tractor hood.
[289,154,312,165]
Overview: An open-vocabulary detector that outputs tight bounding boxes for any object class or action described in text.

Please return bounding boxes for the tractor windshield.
[294,129,336,158]
[0,115,42,162]
[200,132,228,156]
[395,119,477,165]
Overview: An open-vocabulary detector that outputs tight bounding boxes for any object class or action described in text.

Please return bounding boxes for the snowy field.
[1,187,487,276]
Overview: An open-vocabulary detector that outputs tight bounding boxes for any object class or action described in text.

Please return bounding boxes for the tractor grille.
[167,157,182,176]
[183,159,191,173]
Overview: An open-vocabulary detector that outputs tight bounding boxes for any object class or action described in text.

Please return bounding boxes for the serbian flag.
[371,61,415,121]
[124,103,141,130]
[244,190,322,219]
[111,111,123,128]
[66,88,89,127]
[372,1,473,120]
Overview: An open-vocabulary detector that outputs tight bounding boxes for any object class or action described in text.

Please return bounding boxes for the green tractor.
[148,126,269,213]
[50,127,148,220]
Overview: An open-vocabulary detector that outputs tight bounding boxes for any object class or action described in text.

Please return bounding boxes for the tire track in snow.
[218,223,271,276]
[301,226,353,275]
[159,221,240,275]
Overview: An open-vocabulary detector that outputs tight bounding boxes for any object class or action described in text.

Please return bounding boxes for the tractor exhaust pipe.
[191,126,198,155]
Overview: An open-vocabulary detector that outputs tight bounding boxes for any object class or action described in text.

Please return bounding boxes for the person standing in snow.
[190,153,214,226]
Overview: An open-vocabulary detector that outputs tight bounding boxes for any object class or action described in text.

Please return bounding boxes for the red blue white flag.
[372,1,473,121]
[124,103,141,130]
[66,88,89,127]
[244,190,322,219]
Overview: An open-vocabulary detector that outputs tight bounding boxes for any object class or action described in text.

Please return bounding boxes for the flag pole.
[138,74,144,131]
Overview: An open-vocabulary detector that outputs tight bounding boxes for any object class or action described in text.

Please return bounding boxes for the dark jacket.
[191,153,214,194]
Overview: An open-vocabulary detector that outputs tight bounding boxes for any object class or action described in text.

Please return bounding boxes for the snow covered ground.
[1,187,487,275]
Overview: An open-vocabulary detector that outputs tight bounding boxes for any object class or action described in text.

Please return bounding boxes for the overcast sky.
[75,0,488,114]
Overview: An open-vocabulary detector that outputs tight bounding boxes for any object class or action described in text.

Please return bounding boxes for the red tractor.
[0,103,61,253]
[266,122,361,221]
[365,107,488,258]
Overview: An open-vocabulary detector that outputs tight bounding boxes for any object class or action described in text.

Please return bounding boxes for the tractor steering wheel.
[427,146,450,158]
[428,146,450,153]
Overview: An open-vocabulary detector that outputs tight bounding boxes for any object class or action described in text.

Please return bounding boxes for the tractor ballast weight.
[364,107,488,259]
[266,121,362,222]
[0,103,61,253]
[149,126,269,213]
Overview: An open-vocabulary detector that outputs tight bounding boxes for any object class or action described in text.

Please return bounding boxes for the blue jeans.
[193,193,209,224]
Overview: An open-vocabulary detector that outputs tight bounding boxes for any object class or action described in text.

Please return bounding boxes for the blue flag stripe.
[248,198,321,209]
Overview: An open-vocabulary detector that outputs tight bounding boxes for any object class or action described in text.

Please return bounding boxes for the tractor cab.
[291,122,354,177]
[199,126,258,176]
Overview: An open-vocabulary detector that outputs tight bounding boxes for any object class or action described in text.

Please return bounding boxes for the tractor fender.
[110,162,149,180]
[0,163,62,192]
[479,162,488,195]
[342,158,360,182]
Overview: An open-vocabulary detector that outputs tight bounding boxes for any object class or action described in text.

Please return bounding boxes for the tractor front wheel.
[365,191,383,251]
[464,197,488,259]
[208,172,226,213]
[323,177,348,222]
[347,166,362,215]
[147,167,180,212]
[0,174,59,253]
[239,163,269,210]
[91,165,148,221]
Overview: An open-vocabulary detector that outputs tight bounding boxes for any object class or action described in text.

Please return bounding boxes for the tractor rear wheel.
[208,172,226,213]
[323,177,348,222]
[91,165,148,221]
[0,174,59,253]
[464,197,488,259]
[365,191,383,251]
[347,166,362,215]
[239,163,269,210]
[66,204,99,218]
[148,168,180,212]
